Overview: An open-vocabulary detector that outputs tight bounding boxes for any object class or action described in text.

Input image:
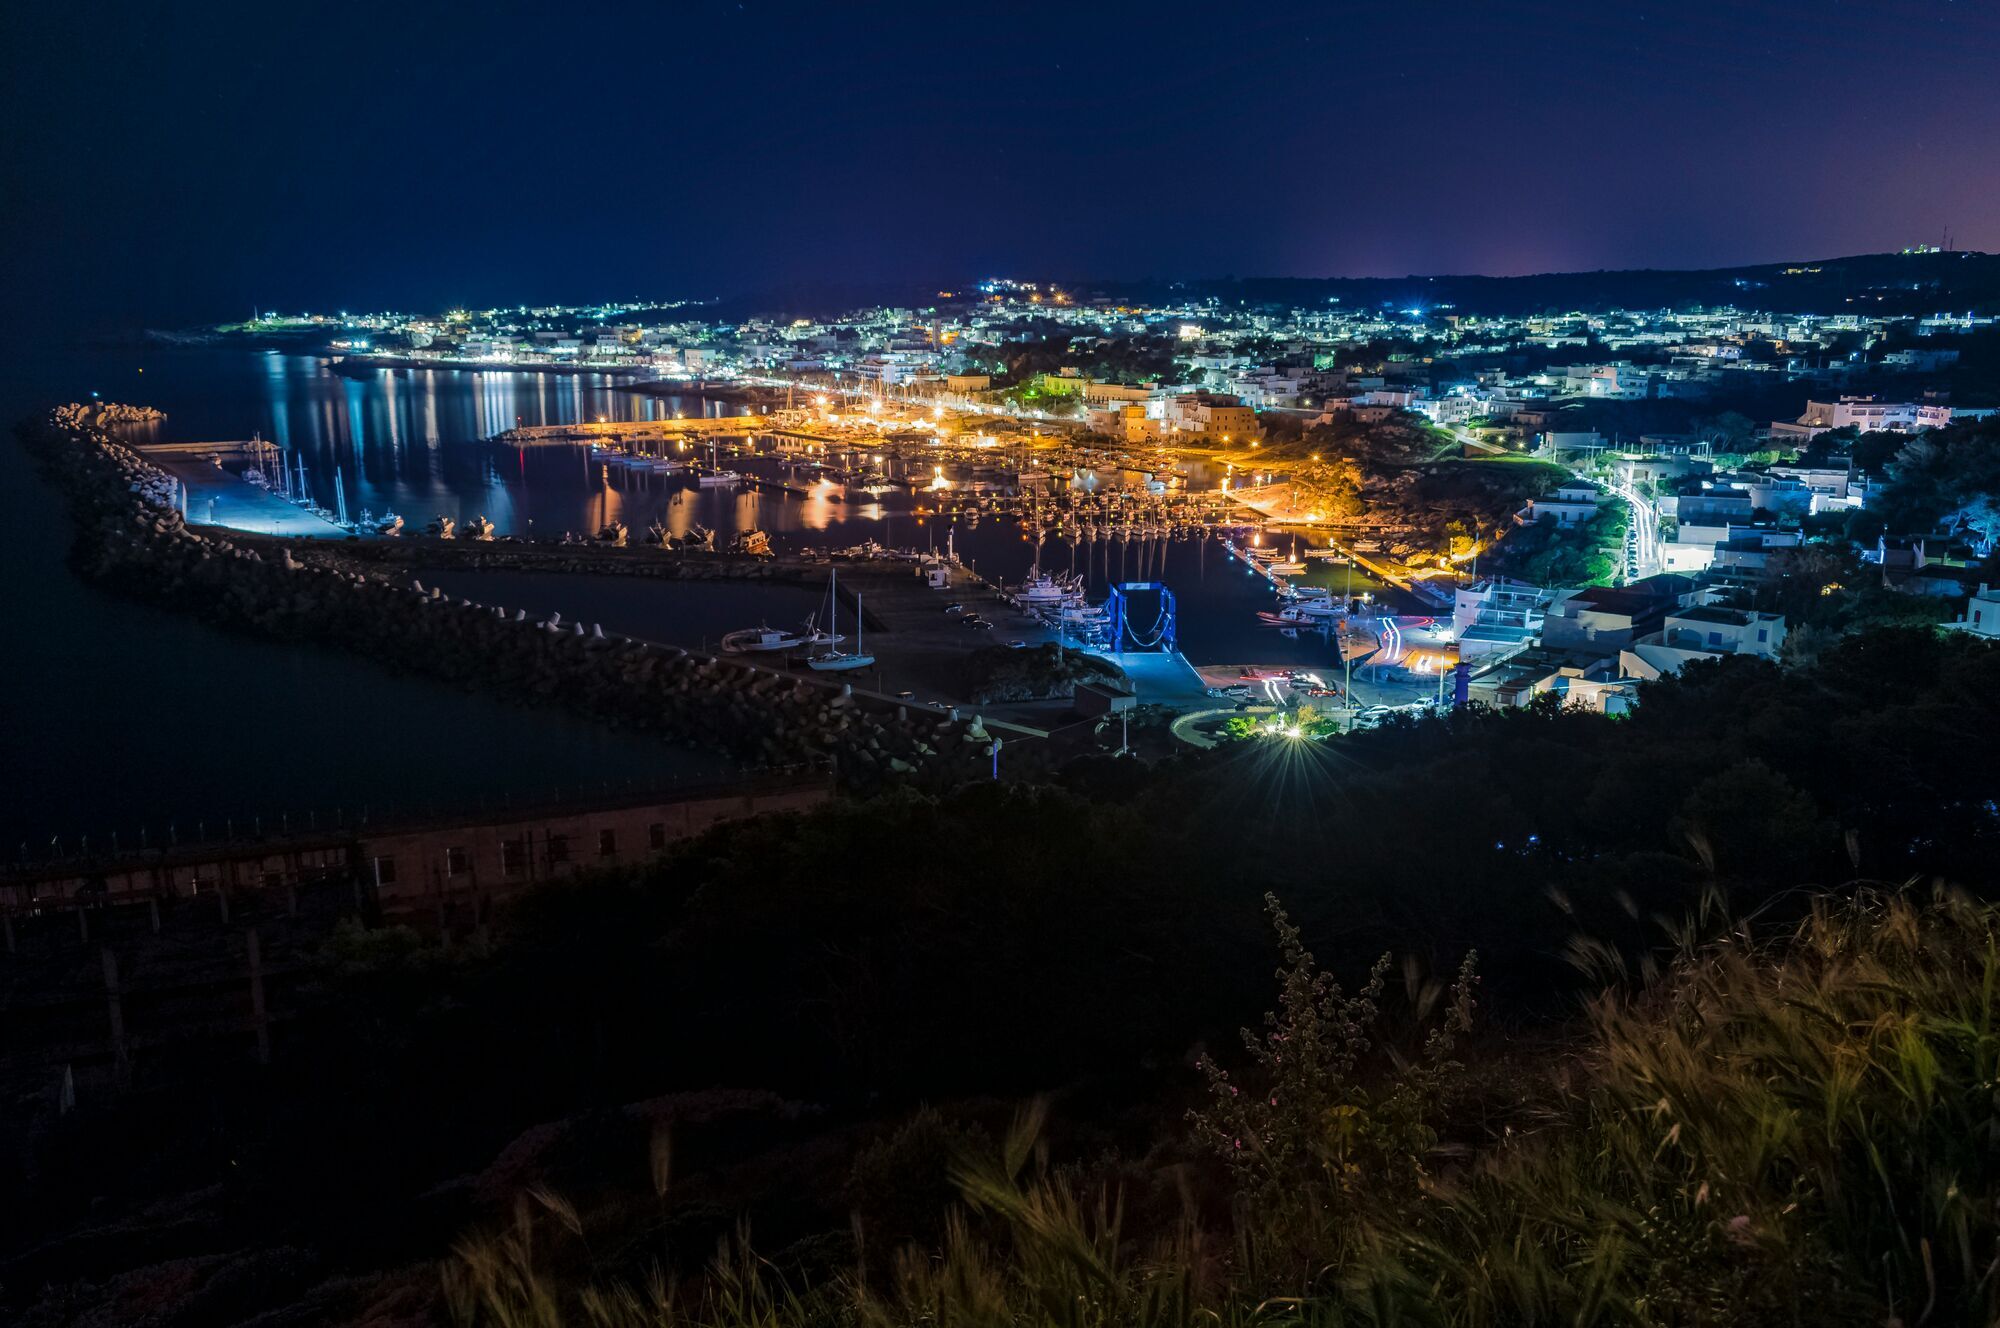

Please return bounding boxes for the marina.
[50,353,1448,747]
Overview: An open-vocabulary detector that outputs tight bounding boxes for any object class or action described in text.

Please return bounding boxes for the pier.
[491,416,764,445]
[137,439,280,460]
[151,456,353,538]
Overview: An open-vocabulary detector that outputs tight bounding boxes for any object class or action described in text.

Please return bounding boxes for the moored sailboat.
[808,568,875,672]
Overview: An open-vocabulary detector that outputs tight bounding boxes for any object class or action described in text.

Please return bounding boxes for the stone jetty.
[20,406,1017,792]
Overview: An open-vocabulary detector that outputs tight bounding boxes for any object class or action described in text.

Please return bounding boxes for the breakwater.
[20,405,1015,792]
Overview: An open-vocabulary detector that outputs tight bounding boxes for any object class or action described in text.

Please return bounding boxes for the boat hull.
[807,654,875,672]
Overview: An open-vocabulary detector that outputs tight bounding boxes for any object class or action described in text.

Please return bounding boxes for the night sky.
[3,0,1996,330]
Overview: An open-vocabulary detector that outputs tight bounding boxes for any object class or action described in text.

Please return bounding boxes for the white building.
[1771,395,1953,444]
[1950,584,2000,639]
[1618,607,1786,680]
[1525,481,1605,528]
[1450,577,1553,659]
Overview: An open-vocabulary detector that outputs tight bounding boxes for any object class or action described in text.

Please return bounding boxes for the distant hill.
[711,253,2000,321]
[1080,252,2000,319]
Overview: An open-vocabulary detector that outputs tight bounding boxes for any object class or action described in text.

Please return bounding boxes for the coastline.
[17,404,1043,793]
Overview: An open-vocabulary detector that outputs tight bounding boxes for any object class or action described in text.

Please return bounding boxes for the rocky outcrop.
[19,408,1007,793]
[59,400,165,430]
[960,643,1125,704]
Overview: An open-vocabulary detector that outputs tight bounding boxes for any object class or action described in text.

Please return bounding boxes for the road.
[1598,474,1664,579]
[1436,423,1509,456]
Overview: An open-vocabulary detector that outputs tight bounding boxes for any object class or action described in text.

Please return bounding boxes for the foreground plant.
[446,890,2000,1327]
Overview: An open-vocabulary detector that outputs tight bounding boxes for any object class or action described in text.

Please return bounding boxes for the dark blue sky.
[4,0,1996,329]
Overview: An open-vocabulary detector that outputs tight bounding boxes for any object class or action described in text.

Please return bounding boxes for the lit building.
[1771,395,1952,444]
[1618,607,1787,680]
[1083,403,1161,443]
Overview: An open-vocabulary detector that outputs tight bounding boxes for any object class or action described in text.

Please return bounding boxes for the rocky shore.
[20,405,1013,791]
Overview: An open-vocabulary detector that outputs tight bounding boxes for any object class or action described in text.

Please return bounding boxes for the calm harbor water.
[0,347,731,853]
[1,347,1405,849]
[125,351,1404,662]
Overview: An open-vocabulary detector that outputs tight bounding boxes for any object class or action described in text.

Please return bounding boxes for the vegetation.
[443,889,2000,1327]
[14,627,2000,1324]
[1492,501,1630,585]
[1264,413,1565,548]
[1866,415,2000,541]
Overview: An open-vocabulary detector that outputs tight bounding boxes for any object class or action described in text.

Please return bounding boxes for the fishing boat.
[1257,602,1342,627]
[720,624,809,653]
[807,568,875,672]
[1010,567,1077,607]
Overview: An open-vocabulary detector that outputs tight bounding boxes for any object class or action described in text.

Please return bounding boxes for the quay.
[151,454,353,538]
[492,416,763,445]
[137,439,279,460]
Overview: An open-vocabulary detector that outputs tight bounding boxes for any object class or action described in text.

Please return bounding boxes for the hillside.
[1087,249,2000,317]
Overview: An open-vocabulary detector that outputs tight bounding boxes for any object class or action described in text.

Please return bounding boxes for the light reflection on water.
[113,351,1407,669]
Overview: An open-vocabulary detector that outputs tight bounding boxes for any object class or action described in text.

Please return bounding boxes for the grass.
[444,889,2000,1327]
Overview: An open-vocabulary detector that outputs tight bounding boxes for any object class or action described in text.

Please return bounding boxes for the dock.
[492,416,764,445]
[138,439,280,460]
[153,459,353,539]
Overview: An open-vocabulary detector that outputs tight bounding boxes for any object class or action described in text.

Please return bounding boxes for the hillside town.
[215,262,2000,731]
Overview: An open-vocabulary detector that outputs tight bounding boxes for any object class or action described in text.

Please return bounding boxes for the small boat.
[378,512,404,536]
[1011,567,1074,607]
[808,570,874,672]
[721,624,808,653]
[427,515,456,539]
[464,514,496,541]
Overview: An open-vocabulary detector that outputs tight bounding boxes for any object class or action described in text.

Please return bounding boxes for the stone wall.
[20,407,1007,792]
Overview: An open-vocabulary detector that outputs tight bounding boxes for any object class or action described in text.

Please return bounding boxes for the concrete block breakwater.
[20,405,997,791]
